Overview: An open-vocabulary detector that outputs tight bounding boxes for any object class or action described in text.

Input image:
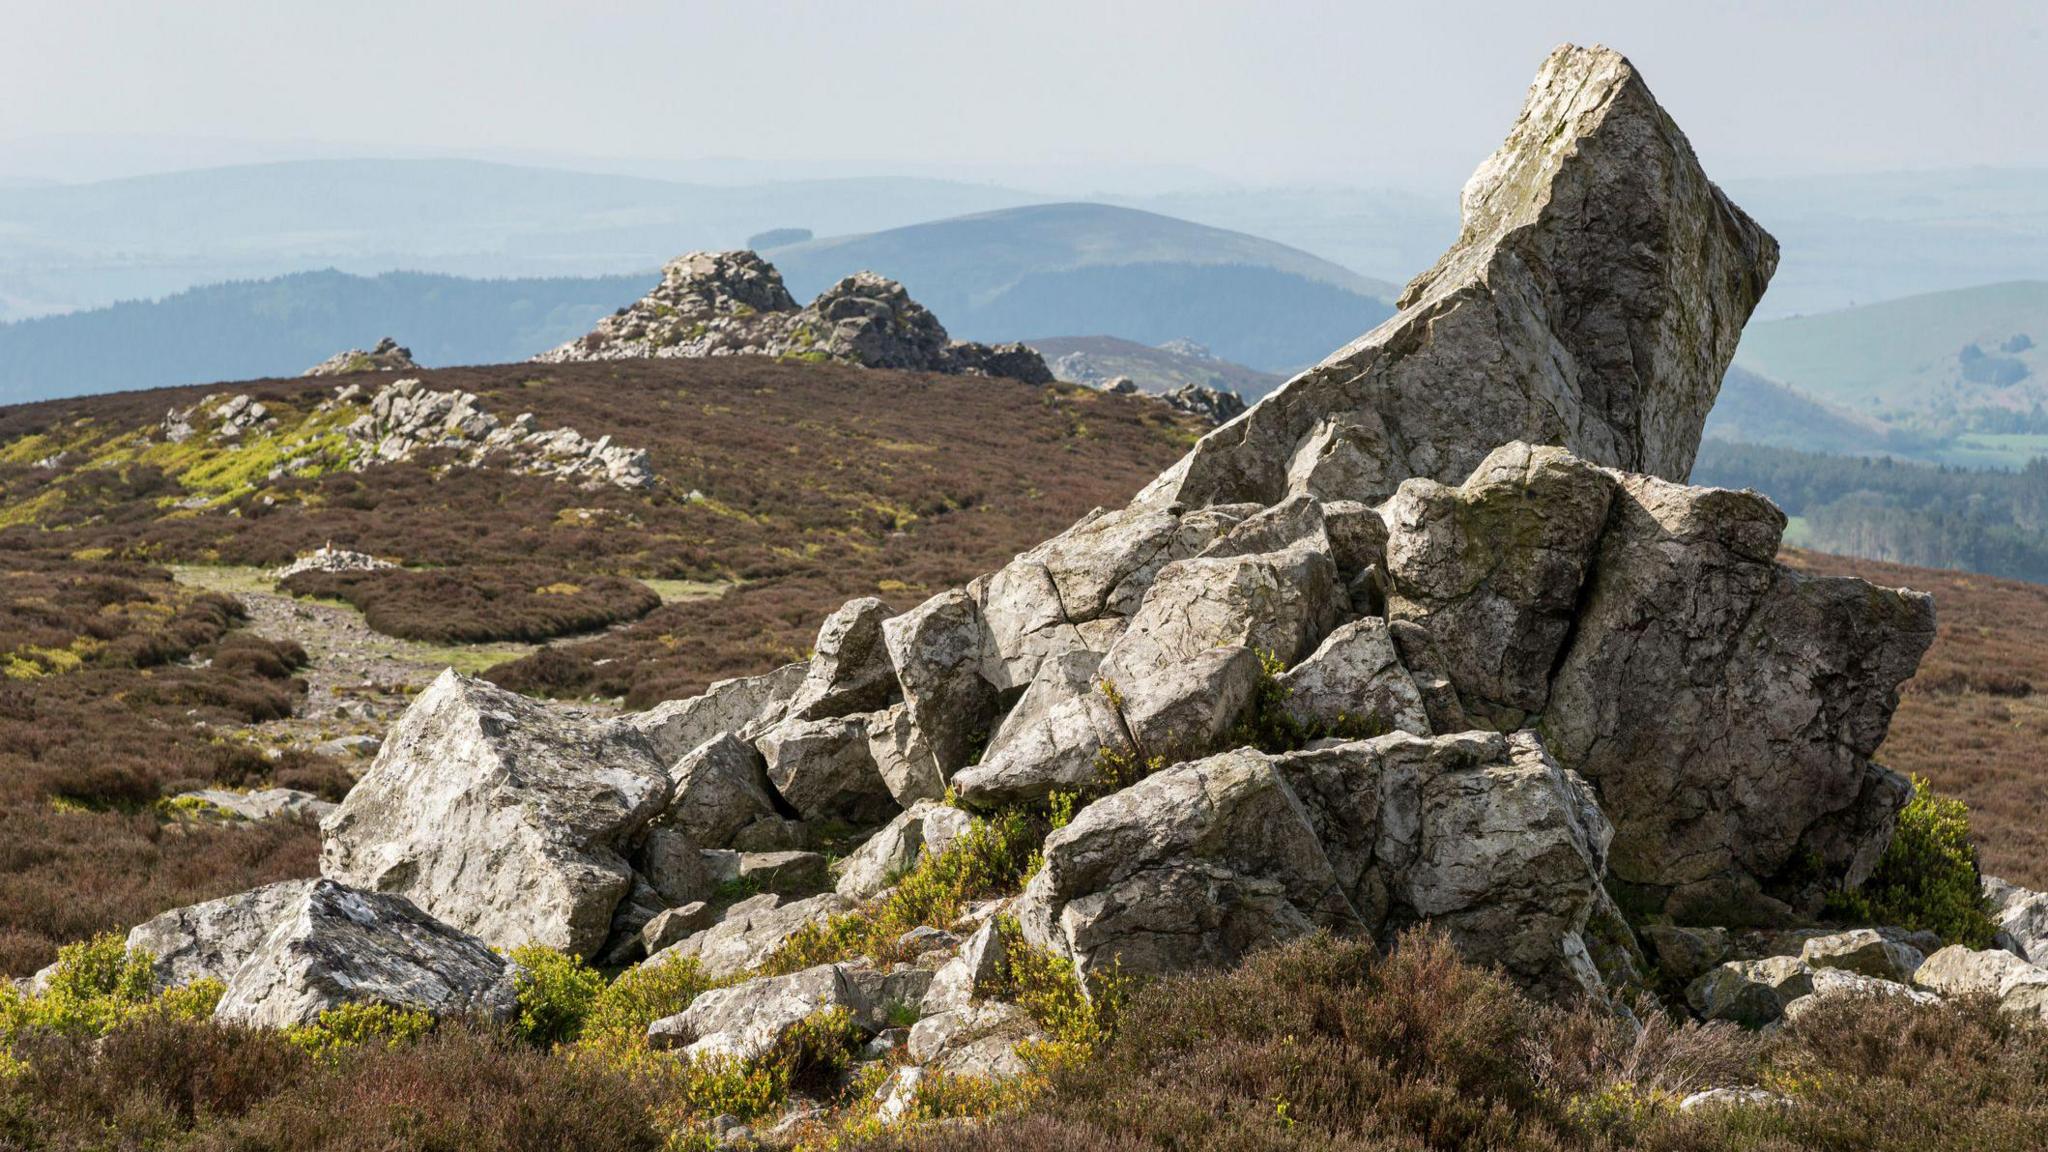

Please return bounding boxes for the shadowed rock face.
[1138,45,1778,511]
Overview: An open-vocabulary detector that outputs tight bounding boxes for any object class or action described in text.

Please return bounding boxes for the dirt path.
[171,565,543,749]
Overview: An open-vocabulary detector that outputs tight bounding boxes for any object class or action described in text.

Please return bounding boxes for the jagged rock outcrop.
[172,787,334,823]
[536,251,1051,384]
[270,545,394,582]
[304,337,420,377]
[125,880,317,990]
[1016,731,1613,1000]
[343,377,656,490]
[320,670,671,958]
[154,44,1940,1024]
[1134,45,1777,512]
[213,880,517,1028]
[1538,471,1933,918]
[648,961,932,1061]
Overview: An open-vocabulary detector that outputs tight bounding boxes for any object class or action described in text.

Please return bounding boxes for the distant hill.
[0,269,653,403]
[0,158,1046,321]
[1702,365,1924,458]
[1027,336,1283,398]
[764,203,1396,372]
[1735,281,2048,414]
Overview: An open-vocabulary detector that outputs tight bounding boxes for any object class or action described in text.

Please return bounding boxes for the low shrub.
[509,945,607,1046]
[284,1001,434,1063]
[281,563,662,644]
[764,807,1043,973]
[1829,775,1999,947]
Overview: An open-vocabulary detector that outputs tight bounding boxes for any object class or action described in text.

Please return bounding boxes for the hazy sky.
[3,0,2043,188]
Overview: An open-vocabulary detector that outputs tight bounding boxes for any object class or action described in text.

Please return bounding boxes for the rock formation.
[342,377,657,490]
[74,46,1987,1130]
[304,337,420,377]
[1139,45,1777,511]
[536,250,1053,384]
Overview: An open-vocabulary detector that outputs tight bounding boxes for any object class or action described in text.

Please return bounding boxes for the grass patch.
[762,808,1044,974]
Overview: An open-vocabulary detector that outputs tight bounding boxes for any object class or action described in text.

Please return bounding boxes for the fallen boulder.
[213,880,517,1029]
[320,670,671,958]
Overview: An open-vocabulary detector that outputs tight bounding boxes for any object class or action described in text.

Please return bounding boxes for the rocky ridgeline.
[535,252,1053,384]
[269,544,394,581]
[1091,374,1249,424]
[61,44,2043,1130]
[156,381,656,491]
[340,377,657,490]
[304,336,420,377]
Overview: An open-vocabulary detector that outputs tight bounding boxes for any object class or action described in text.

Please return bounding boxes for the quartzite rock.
[866,704,948,808]
[1383,442,1617,728]
[755,715,898,825]
[213,880,517,1029]
[1540,473,1934,916]
[1017,730,1611,999]
[1273,617,1430,738]
[619,663,805,766]
[124,880,317,990]
[652,892,853,978]
[1136,45,1777,512]
[651,733,785,849]
[320,670,671,958]
[952,650,1135,809]
[785,597,898,721]
[1912,945,2048,1020]
[883,590,1000,775]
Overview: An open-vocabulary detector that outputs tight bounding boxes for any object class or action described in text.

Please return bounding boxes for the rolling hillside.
[0,358,1204,972]
[764,203,1397,371]
[1735,281,2047,415]
[0,158,1046,321]
[0,269,655,403]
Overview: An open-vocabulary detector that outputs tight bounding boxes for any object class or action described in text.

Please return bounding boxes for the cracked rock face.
[320,670,672,958]
[1133,44,1777,512]
[1539,472,1933,916]
[1018,731,1612,1000]
[212,880,517,1029]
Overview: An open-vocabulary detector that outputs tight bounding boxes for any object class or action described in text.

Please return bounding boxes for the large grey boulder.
[1135,45,1776,512]
[755,715,898,825]
[124,880,317,990]
[866,704,948,808]
[1273,617,1430,738]
[976,502,1254,691]
[1987,876,2048,962]
[785,597,897,721]
[1017,730,1612,999]
[1913,945,2048,1020]
[652,733,784,849]
[952,650,1136,809]
[320,671,671,958]
[649,961,932,1061]
[617,663,805,764]
[1540,473,1935,917]
[651,892,852,978]
[883,590,1000,775]
[213,880,517,1029]
[1383,443,1616,729]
